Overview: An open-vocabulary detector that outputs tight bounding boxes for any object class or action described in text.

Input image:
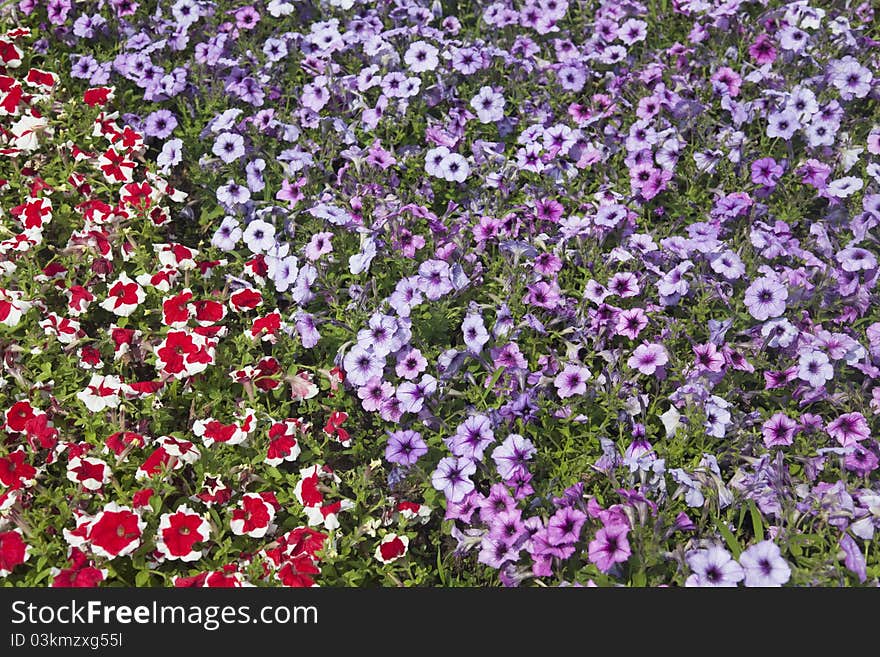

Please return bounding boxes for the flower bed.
[0,0,879,586]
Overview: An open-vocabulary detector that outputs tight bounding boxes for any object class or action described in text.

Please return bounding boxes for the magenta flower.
[547,507,587,545]
[615,308,648,339]
[826,412,870,447]
[385,429,428,467]
[554,363,591,399]
[628,342,669,376]
[587,525,631,573]
[762,413,798,448]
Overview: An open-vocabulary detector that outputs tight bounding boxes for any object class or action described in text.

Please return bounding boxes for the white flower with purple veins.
[156,138,183,172]
[431,457,476,503]
[710,250,745,280]
[470,86,506,124]
[555,363,592,399]
[618,18,648,44]
[492,434,536,480]
[349,237,377,275]
[461,313,490,353]
[309,203,350,226]
[785,86,819,120]
[404,40,439,73]
[761,318,798,348]
[738,540,791,587]
[266,252,299,293]
[216,179,251,207]
[657,260,693,300]
[825,176,864,199]
[837,246,877,272]
[212,132,245,163]
[295,312,320,348]
[357,313,400,358]
[262,37,288,62]
[396,374,436,414]
[424,146,450,178]
[209,108,244,133]
[516,143,545,173]
[766,109,800,140]
[439,152,470,183]
[743,277,788,321]
[418,259,453,300]
[301,80,330,112]
[797,350,834,387]
[778,25,808,52]
[594,203,628,228]
[704,395,732,438]
[830,56,873,100]
[171,0,200,26]
[685,545,744,587]
[242,219,276,254]
[342,344,385,387]
[211,216,242,252]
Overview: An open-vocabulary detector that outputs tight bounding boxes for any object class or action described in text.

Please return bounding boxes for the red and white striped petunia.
[66,456,111,491]
[229,287,263,312]
[230,492,279,538]
[99,272,144,317]
[85,502,145,559]
[83,86,114,108]
[156,505,211,562]
[374,533,409,564]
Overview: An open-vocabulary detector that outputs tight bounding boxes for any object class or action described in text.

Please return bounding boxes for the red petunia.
[250,310,282,341]
[85,503,145,559]
[99,273,144,317]
[375,533,409,564]
[192,299,226,325]
[51,548,107,588]
[323,411,351,447]
[97,147,135,184]
[276,554,320,587]
[229,287,263,312]
[265,419,303,466]
[230,493,277,538]
[66,456,111,491]
[162,289,193,327]
[0,529,30,576]
[24,68,58,89]
[0,39,23,69]
[0,449,37,489]
[193,418,245,447]
[195,474,232,507]
[5,400,36,432]
[156,505,211,562]
[83,86,114,107]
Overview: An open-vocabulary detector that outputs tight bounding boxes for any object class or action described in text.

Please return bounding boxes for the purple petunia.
[743,277,788,321]
[431,457,477,503]
[143,109,178,139]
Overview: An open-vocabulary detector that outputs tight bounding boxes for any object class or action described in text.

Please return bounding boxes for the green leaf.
[715,515,742,558]
[748,500,764,541]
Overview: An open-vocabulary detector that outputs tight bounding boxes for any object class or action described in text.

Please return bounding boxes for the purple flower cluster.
[23,0,880,585]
